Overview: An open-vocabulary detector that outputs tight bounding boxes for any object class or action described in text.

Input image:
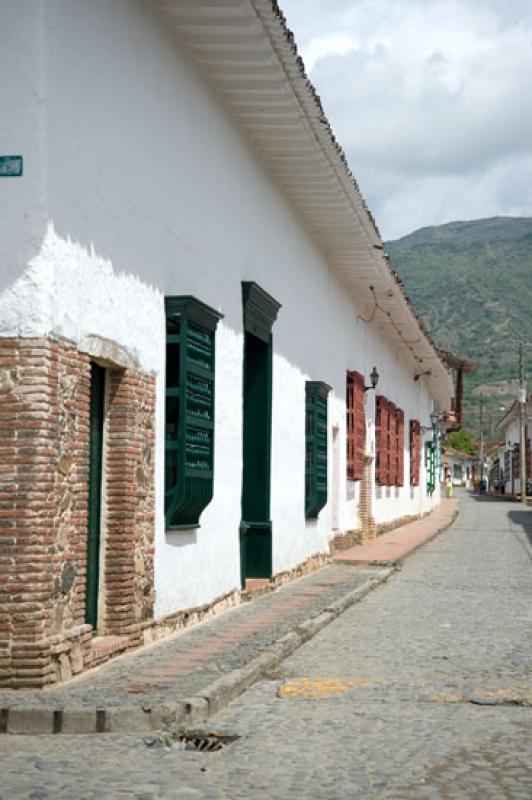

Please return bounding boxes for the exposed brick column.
[359,453,377,541]
[104,369,155,636]
[0,336,155,687]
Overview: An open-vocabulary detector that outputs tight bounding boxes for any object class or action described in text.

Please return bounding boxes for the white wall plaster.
[1,0,448,619]
[0,224,164,376]
[0,0,47,294]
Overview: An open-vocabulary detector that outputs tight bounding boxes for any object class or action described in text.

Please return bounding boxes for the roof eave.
[156,0,453,404]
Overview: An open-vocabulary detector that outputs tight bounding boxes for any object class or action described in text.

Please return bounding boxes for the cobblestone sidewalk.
[0,498,457,734]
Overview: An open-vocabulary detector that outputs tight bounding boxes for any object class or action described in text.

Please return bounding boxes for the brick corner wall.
[0,336,156,688]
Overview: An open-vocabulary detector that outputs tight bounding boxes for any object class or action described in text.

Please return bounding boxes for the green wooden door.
[85,363,105,629]
[240,331,273,585]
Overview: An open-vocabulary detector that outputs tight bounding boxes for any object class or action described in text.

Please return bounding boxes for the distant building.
[486,438,507,493]
[439,351,477,431]
[442,448,477,488]
[494,399,532,496]
[1,1,457,688]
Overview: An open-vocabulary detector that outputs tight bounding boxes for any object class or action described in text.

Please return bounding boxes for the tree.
[445,428,477,456]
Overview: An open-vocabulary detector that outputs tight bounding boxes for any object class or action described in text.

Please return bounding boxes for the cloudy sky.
[280,0,532,240]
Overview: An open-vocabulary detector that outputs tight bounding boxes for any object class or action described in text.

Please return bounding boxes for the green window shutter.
[164,296,223,529]
[305,381,331,519]
[425,441,436,495]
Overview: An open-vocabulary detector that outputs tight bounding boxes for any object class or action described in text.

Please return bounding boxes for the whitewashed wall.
[0,0,442,618]
[0,1,47,296]
[503,419,520,494]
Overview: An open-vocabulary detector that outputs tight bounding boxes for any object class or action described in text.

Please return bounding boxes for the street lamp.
[420,412,441,434]
[364,366,379,393]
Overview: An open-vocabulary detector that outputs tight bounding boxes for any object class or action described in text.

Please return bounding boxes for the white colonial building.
[0,0,456,687]
[493,399,532,496]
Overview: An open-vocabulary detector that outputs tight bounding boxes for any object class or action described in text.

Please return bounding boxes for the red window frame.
[376,395,388,486]
[396,409,405,487]
[377,395,405,487]
[410,419,421,486]
[388,401,397,485]
[346,371,365,481]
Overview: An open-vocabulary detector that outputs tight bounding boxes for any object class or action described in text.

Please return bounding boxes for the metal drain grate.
[144,732,240,752]
[181,734,236,752]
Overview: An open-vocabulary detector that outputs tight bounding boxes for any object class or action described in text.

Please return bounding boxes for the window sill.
[166,523,201,532]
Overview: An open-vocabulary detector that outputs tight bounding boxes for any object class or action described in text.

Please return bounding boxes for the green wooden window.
[165,296,223,529]
[305,381,331,518]
[425,441,436,495]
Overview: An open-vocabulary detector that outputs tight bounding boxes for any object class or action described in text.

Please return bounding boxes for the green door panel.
[85,363,105,629]
[240,332,273,584]
[240,283,281,586]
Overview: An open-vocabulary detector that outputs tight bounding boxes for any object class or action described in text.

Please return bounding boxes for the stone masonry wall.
[104,369,155,636]
[0,338,90,687]
[0,336,155,688]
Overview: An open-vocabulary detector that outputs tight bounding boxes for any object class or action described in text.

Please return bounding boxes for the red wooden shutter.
[376,395,389,486]
[415,421,421,486]
[347,371,366,481]
[396,408,404,487]
[388,401,396,485]
[410,419,420,486]
[383,400,389,485]
[346,372,356,480]
[353,372,365,481]
[375,395,383,485]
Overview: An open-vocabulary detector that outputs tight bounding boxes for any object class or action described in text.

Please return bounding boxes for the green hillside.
[385,217,532,434]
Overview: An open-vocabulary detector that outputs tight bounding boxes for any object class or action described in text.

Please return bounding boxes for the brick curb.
[0,570,393,735]
[335,502,459,568]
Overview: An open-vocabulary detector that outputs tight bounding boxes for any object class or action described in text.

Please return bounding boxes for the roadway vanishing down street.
[2,491,531,799]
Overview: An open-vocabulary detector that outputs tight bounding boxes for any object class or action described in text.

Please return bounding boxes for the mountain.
[385,217,532,434]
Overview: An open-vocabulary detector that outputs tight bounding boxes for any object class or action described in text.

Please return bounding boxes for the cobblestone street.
[2,491,531,799]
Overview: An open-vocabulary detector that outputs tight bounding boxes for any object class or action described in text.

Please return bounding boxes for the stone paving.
[0,564,384,711]
[2,491,531,799]
[333,498,457,566]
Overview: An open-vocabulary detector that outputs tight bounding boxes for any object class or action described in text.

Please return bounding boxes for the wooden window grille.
[376,395,389,486]
[377,396,405,487]
[388,401,397,485]
[346,371,365,481]
[396,408,405,487]
[305,381,331,518]
[409,419,421,487]
[164,296,223,529]
[425,441,436,495]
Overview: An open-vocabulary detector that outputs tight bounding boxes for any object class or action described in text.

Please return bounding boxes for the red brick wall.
[0,336,155,688]
[105,370,155,634]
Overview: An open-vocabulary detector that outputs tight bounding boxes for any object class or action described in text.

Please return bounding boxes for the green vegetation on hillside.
[385,217,532,434]
[445,429,477,456]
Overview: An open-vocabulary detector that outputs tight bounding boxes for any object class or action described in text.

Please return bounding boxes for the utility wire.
[357,285,425,366]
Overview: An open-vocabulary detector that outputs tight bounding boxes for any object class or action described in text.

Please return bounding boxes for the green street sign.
[0,156,23,177]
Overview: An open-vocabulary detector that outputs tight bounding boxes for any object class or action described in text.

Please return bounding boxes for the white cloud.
[280,0,532,238]
[363,153,532,240]
[303,32,360,71]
